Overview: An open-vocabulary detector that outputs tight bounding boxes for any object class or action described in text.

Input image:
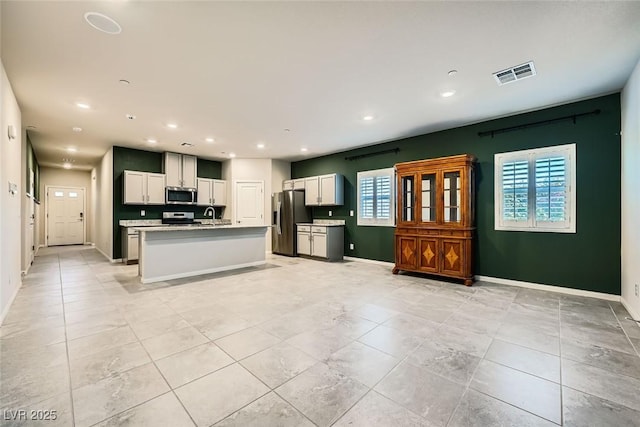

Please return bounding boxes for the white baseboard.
[0,280,22,326]
[94,246,121,264]
[476,275,620,302]
[621,297,640,322]
[344,256,395,268]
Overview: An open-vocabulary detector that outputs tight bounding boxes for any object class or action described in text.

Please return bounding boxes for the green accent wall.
[112,146,223,259]
[26,133,40,202]
[292,94,622,294]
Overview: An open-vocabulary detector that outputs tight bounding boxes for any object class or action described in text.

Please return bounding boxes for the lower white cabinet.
[121,227,139,264]
[296,225,344,261]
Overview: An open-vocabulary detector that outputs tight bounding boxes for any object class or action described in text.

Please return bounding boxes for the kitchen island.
[133,225,268,284]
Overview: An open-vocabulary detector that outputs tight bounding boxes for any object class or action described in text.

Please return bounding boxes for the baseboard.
[344,256,394,268]
[0,280,22,326]
[94,246,120,264]
[621,297,640,322]
[476,275,620,302]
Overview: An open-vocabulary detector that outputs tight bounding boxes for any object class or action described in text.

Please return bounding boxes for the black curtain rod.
[345,148,400,161]
[477,109,601,138]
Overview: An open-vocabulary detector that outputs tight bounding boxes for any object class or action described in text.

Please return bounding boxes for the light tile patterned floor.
[1,246,640,426]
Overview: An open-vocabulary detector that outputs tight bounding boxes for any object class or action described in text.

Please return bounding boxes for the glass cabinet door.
[420,173,436,223]
[401,175,415,222]
[443,170,462,223]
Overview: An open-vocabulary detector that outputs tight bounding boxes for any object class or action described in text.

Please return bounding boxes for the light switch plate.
[350,210,354,216]
[329,211,332,217]
[140,210,146,217]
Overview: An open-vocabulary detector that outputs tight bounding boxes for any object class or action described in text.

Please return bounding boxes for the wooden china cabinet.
[392,154,476,285]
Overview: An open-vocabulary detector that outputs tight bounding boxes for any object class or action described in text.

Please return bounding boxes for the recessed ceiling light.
[205,137,214,143]
[126,114,136,120]
[84,12,122,35]
[229,153,236,158]
[363,115,374,121]
[448,70,458,76]
[76,102,91,109]
[257,143,265,149]
[146,138,157,144]
[66,147,77,153]
[301,148,308,152]
[63,162,72,169]
[72,126,82,132]
[167,123,178,129]
[441,90,456,98]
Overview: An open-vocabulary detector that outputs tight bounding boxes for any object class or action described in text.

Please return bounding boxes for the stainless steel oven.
[165,186,197,205]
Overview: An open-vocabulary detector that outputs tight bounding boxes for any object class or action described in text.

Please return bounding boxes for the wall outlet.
[349,243,354,250]
[635,283,639,297]
[350,210,354,217]
[140,210,145,217]
[329,211,332,217]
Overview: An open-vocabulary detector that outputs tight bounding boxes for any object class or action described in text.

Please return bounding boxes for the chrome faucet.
[204,206,215,219]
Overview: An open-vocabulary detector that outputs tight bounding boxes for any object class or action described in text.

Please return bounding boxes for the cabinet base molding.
[392,266,474,286]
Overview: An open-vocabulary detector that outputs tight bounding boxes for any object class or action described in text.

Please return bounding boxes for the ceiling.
[2,1,640,171]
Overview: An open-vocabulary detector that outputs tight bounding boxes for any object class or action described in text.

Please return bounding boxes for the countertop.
[132,224,268,232]
[120,219,230,227]
[297,219,345,227]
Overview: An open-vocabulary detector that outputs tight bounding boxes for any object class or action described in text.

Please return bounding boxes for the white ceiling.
[2,1,640,170]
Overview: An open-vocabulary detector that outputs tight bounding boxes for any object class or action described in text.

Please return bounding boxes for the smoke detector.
[493,61,536,86]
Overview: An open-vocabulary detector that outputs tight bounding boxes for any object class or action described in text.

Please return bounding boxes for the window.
[495,143,576,233]
[357,168,395,226]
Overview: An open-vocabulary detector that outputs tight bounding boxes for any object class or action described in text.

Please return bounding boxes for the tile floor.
[1,245,640,426]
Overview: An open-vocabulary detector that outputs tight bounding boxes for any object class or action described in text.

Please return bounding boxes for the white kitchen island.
[134,225,268,284]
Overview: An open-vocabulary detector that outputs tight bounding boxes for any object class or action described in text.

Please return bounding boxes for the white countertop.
[133,224,268,232]
[297,220,345,227]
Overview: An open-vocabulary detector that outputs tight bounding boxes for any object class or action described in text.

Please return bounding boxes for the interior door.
[235,181,264,226]
[47,187,85,246]
[28,169,35,264]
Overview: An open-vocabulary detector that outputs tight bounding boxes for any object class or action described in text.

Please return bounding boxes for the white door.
[28,169,35,264]
[47,187,85,246]
[235,181,264,226]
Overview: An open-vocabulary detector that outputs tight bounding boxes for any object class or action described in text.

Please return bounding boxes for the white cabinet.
[297,225,312,256]
[123,170,166,205]
[164,152,197,188]
[296,224,344,261]
[283,179,305,191]
[197,178,227,206]
[304,174,344,206]
[122,227,139,264]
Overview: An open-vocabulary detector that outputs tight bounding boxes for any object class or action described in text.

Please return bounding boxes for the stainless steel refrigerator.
[272,190,311,256]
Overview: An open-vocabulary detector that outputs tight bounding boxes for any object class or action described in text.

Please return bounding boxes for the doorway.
[234,180,264,226]
[46,186,85,246]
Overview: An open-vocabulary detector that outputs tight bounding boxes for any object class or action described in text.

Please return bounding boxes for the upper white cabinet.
[164,152,197,188]
[304,173,344,206]
[283,179,305,191]
[196,178,227,206]
[123,170,166,205]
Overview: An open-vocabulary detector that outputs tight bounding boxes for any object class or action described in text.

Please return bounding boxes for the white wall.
[92,149,113,259]
[0,60,23,323]
[221,158,291,252]
[39,167,93,245]
[621,58,640,319]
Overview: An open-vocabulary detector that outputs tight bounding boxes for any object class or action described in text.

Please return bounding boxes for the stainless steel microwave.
[165,187,197,205]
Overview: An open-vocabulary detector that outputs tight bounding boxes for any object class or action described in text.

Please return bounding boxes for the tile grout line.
[610,301,640,359]
[58,253,78,427]
[558,296,564,426]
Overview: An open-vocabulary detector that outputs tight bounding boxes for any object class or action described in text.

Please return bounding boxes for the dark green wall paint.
[26,133,40,202]
[292,94,622,294]
[112,146,223,258]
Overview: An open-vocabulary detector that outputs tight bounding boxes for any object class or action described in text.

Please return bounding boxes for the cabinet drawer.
[311,226,326,234]
[297,225,311,232]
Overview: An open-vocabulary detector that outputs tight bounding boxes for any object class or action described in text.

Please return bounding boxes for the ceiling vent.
[493,61,536,86]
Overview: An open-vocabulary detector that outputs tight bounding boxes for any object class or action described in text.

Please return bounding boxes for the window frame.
[494,143,576,233]
[357,167,396,227]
